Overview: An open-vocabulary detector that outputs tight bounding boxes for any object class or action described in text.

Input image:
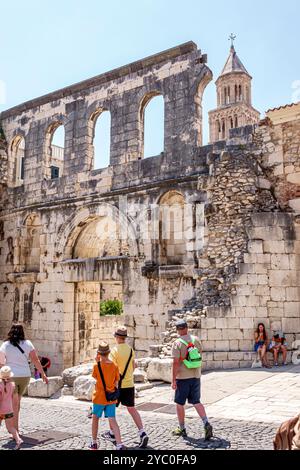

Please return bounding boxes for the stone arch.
[55,203,139,260]
[193,67,213,146]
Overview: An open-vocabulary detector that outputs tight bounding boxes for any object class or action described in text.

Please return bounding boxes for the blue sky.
[1,0,300,160]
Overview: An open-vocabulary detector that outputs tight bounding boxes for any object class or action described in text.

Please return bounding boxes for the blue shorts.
[92,404,116,418]
[254,341,265,352]
[175,378,201,406]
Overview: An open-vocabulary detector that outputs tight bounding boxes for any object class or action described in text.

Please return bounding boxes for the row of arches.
[19,190,191,273]
[10,95,165,185]
[216,115,239,139]
[219,84,250,107]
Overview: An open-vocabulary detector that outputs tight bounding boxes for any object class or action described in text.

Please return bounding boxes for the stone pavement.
[0,365,299,451]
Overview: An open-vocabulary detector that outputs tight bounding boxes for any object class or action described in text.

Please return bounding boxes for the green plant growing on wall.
[100,299,123,317]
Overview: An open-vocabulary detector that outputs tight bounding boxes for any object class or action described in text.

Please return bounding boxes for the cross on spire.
[229,33,236,48]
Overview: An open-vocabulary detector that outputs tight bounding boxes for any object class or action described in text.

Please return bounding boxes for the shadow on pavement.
[183,435,231,450]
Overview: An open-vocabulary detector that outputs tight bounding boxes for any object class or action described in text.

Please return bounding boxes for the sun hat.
[114,326,128,337]
[0,365,14,380]
[97,341,110,355]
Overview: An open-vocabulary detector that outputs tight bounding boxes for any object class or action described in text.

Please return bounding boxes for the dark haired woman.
[0,323,48,433]
[254,323,271,368]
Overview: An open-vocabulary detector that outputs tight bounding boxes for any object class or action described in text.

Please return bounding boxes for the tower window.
[51,166,59,179]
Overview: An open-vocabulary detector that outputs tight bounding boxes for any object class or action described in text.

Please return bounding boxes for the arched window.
[222,120,226,139]
[235,85,238,102]
[11,136,25,186]
[21,214,42,273]
[227,86,231,104]
[46,123,65,179]
[216,120,221,139]
[235,116,239,128]
[224,87,227,105]
[140,94,164,159]
[91,110,111,169]
[230,118,234,129]
[239,85,242,101]
[158,191,186,265]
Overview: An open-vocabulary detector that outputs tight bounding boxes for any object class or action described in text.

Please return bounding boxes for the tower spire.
[229,33,236,49]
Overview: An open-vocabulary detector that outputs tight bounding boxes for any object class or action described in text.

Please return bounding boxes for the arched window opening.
[11,136,25,186]
[239,85,242,101]
[92,111,111,169]
[235,116,239,128]
[222,120,226,139]
[227,86,231,104]
[230,118,234,129]
[235,85,238,102]
[158,191,186,265]
[48,124,65,179]
[21,214,42,273]
[141,94,164,159]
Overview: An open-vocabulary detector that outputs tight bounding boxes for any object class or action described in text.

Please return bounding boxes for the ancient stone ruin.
[0,41,299,375]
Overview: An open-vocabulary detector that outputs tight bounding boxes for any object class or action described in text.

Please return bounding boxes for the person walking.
[102,326,149,448]
[89,341,125,451]
[0,366,23,449]
[0,324,48,433]
[171,319,213,440]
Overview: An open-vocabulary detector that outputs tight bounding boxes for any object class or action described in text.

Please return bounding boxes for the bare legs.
[4,417,23,448]
[92,415,122,446]
[273,346,288,365]
[258,345,270,367]
[12,393,21,432]
[109,406,144,433]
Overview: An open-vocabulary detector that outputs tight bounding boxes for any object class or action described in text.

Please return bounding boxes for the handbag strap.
[97,361,107,392]
[119,348,133,387]
[13,343,25,354]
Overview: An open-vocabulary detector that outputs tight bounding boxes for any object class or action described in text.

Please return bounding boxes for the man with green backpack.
[171,319,213,440]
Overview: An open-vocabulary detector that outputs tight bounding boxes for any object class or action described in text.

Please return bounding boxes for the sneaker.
[139,432,149,448]
[116,445,126,451]
[204,423,213,441]
[101,431,116,444]
[87,406,93,419]
[172,427,187,437]
[88,442,98,451]
[275,363,278,366]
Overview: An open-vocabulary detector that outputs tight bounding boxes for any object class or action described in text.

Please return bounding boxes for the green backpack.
[178,336,202,369]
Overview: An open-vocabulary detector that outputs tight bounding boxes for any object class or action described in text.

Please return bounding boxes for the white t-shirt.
[0,340,34,377]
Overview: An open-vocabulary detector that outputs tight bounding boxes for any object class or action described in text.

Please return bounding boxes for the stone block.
[213,352,228,361]
[248,241,263,254]
[215,341,230,352]
[146,358,172,383]
[73,375,96,401]
[229,340,239,351]
[271,254,290,270]
[201,318,216,329]
[269,270,298,287]
[222,329,243,340]
[222,361,240,370]
[133,368,147,383]
[28,377,63,398]
[207,329,222,341]
[284,302,300,317]
[228,352,244,361]
[286,287,300,301]
[62,363,93,387]
[282,318,300,334]
[240,318,254,330]
[270,287,286,302]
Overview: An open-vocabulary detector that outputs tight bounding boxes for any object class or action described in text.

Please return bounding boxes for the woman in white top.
[0,324,48,432]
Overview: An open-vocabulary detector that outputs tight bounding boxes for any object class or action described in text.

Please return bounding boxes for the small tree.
[100,299,123,317]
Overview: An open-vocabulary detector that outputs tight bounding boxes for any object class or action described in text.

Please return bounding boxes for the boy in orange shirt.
[89,341,124,450]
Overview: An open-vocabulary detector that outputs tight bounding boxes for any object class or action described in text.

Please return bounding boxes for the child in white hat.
[0,366,23,449]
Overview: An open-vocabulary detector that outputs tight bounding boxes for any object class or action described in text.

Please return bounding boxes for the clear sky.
[1,0,300,158]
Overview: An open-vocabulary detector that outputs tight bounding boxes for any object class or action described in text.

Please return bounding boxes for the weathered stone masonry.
[0,42,300,374]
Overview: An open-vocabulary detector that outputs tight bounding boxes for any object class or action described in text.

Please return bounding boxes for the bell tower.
[209,35,260,143]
